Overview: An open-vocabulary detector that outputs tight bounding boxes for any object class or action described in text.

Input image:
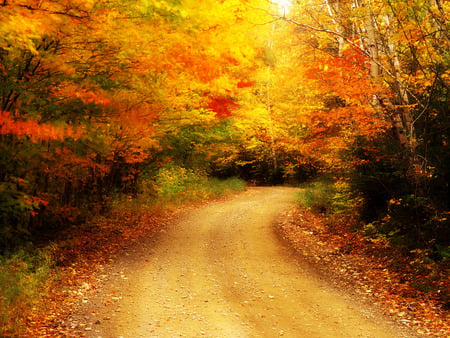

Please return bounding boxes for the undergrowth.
[297,179,449,309]
[0,245,56,336]
[153,164,246,204]
[0,168,246,335]
[297,179,362,216]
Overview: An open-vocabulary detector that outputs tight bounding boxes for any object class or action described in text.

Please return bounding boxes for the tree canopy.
[1,0,448,257]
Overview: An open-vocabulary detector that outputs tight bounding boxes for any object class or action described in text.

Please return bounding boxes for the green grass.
[0,245,56,336]
[153,165,246,204]
[297,179,363,216]
[297,180,337,214]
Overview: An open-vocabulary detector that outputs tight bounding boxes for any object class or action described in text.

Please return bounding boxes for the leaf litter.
[276,206,449,337]
[25,207,178,337]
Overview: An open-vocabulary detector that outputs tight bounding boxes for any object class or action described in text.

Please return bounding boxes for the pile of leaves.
[277,206,449,337]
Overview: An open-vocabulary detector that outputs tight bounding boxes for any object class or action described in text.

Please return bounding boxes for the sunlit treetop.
[271,0,291,15]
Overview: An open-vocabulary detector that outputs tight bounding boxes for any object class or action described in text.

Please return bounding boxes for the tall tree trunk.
[266,23,278,172]
[325,0,345,57]
[359,0,415,154]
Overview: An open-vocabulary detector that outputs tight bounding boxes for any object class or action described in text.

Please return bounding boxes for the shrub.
[364,195,450,257]
[208,177,247,198]
[154,164,246,203]
[298,180,335,214]
[297,179,362,215]
[155,165,206,201]
[0,245,55,335]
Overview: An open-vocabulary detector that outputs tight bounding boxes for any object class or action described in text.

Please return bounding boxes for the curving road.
[71,187,413,337]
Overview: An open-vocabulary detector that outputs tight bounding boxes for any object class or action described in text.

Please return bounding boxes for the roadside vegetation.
[294,179,449,335]
[0,246,56,335]
[1,0,448,335]
[0,174,245,336]
[153,165,246,204]
[298,178,449,270]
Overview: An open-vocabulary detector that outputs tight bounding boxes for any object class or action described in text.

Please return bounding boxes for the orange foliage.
[296,50,388,167]
[0,111,83,142]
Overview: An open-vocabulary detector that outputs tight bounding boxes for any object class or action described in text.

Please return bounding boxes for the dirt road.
[70,187,414,337]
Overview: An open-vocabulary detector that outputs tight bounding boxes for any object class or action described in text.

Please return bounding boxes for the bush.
[0,245,55,335]
[298,180,335,214]
[363,195,450,258]
[208,177,247,198]
[297,179,362,215]
[154,164,246,203]
[155,165,207,201]
[347,134,410,223]
[347,134,450,261]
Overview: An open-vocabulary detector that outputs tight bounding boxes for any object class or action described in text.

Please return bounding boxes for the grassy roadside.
[0,175,246,337]
[278,181,449,337]
[0,245,57,336]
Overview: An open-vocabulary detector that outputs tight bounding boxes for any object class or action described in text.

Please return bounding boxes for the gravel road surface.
[70,187,413,337]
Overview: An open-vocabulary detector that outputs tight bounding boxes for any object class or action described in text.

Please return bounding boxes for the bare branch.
[11,3,90,19]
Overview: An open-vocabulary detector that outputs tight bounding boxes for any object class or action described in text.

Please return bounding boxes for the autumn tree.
[0,0,273,247]
[0,0,184,246]
[273,0,449,252]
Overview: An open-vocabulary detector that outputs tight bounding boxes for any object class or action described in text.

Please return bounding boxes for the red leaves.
[207,96,239,118]
[237,80,255,88]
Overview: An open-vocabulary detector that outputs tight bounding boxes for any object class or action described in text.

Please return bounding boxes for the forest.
[0,0,449,335]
